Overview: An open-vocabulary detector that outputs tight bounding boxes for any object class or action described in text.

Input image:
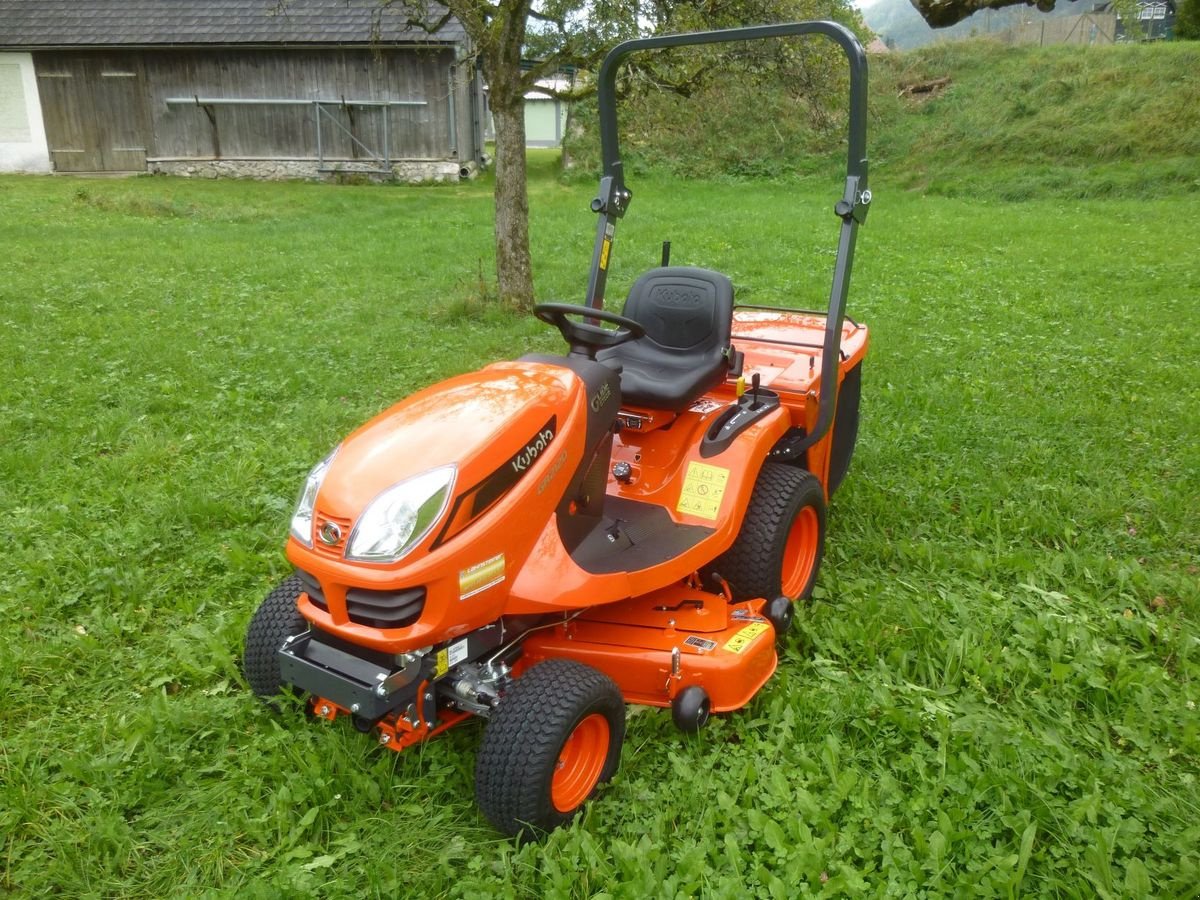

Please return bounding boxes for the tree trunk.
[490,96,534,311]
[478,0,535,312]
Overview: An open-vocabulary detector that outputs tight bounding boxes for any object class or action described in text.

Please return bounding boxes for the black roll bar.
[584,21,870,457]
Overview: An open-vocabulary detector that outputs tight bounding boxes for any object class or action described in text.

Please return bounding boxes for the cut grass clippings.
[1,166,1197,896]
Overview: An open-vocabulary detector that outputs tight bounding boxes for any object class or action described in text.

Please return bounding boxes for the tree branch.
[909,0,1075,29]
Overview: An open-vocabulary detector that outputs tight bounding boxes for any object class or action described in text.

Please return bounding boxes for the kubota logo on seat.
[651,286,704,307]
[512,428,555,473]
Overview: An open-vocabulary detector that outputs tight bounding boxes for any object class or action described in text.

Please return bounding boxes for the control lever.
[749,373,762,410]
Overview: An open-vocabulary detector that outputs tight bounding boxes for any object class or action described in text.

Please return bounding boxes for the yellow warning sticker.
[435,648,449,677]
[459,553,505,600]
[599,238,612,271]
[676,461,730,521]
[724,622,769,654]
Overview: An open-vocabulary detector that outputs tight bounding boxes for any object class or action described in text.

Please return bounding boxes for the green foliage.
[1177,0,1200,39]
[567,38,1200,197]
[2,169,1198,895]
[563,0,868,180]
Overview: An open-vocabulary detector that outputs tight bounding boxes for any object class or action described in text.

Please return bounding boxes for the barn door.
[34,52,150,173]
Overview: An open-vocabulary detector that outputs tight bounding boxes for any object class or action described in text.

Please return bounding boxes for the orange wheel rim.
[781,506,819,597]
[551,713,610,813]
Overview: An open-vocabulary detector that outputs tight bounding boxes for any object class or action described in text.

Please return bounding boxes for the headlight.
[289,446,339,547]
[345,465,456,563]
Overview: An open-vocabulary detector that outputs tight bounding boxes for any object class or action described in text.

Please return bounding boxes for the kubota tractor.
[244,21,871,837]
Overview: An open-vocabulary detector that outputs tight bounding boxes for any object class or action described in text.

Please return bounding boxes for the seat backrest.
[622,267,734,353]
[598,267,735,413]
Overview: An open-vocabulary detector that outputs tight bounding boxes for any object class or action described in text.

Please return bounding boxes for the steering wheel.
[533,303,646,358]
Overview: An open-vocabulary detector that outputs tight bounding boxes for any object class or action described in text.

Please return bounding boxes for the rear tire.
[475,659,625,838]
[710,463,826,602]
[243,575,307,700]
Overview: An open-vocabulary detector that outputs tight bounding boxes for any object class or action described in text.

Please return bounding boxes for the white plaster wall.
[0,52,51,173]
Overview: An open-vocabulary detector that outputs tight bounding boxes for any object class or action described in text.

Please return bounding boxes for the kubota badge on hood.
[511,424,555,473]
[432,417,557,549]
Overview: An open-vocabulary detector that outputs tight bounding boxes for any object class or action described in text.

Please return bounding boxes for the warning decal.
[436,639,469,677]
[683,635,718,653]
[676,461,730,521]
[448,639,469,667]
[723,622,769,654]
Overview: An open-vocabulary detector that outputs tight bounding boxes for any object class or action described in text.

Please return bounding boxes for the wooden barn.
[0,0,485,181]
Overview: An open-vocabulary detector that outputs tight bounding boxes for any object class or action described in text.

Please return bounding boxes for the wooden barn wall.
[34,47,469,170]
[145,48,456,161]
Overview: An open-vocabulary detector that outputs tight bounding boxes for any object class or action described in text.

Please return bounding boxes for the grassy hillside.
[871,39,1200,198]
[565,39,1200,198]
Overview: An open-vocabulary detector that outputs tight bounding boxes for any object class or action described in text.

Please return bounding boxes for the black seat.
[596,267,735,413]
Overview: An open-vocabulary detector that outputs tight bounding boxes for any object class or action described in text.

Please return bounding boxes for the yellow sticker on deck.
[676,461,730,521]
[435,648,449,677]
[724,622,769,654]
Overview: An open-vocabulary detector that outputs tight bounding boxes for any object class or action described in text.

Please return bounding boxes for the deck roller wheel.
[671,685,712,733]
[764,595,794,641]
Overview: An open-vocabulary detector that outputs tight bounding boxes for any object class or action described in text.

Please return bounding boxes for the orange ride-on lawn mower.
[243,21,871,837]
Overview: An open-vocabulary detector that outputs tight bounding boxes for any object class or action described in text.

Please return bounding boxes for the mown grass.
[1,166,1197,897]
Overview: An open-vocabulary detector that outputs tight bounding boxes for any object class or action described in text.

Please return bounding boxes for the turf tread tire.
[243,575,307,699]
[711,463,826,602]
[475,659,625,838]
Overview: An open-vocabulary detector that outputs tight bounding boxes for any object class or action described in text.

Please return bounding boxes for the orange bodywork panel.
[288,310,868,656]
[522,588,778,712]
[289,360,591,653]
[505,405,791,614]
[731,310,869,497]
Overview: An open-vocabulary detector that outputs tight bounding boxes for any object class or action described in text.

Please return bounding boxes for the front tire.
[710,463,827,602]
[243,575,307,699]
[475,660,625,837]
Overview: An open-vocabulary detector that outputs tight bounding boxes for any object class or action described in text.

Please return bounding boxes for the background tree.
[1177,0,1200,39]
[397,0,861,311]
[395,0,639,311]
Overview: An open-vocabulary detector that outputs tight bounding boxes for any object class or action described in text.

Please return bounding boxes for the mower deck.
[522,589,777,712]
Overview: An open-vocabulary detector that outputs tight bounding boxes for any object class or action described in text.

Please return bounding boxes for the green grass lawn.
[1,166,1197,897]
